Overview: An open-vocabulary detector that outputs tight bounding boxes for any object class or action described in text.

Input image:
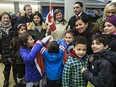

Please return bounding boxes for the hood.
[94,49,116,67]
[46,49,63,62]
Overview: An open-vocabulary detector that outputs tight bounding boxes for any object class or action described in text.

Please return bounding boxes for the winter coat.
[62,49,88,87]
[82,49,116,87]
[0,27,15,64]
[19,42,43,82]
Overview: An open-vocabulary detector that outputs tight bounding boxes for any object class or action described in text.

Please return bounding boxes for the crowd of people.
[0,1,116,87]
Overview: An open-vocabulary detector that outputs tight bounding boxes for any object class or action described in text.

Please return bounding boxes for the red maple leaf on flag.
[46,3,56,31]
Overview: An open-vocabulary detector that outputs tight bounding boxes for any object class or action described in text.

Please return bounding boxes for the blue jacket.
[20,42,42,82]
[41,40,66,80]
[42,48,64,80]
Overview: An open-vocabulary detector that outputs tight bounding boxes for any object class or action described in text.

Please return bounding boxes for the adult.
[104,16,116,52]
[68,1,92,30]
[96,2,116,32]
[17,4,33,30]
[0,12,16,87]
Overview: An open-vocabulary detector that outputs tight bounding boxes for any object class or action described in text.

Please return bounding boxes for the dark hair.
[18,32,32,48]
[74,36,88,47]
[33,11,44,26]
[76,16,89,24]
[91,34,108,47]
[74,2,83,7]
[64,30,74,37]
[48,41,59,53]
[0,12,11,21]
[17,24,25,31]
[23,4,31,11]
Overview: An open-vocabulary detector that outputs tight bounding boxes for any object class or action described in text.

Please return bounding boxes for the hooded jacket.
[82,49,116,87]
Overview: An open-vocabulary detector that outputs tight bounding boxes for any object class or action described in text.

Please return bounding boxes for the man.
[17,4,33,29]
[68,2,92,30]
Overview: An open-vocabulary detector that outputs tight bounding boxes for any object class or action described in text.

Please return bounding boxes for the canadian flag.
[46,2,56,31]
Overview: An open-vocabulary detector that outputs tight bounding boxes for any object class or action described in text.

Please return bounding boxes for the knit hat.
[105,16,116,27]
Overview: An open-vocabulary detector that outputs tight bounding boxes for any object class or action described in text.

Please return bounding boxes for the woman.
[0,12,16,87]
[96,2,116,32]
[104,16,116,52]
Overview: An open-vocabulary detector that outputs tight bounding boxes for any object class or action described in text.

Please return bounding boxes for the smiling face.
[75,20,88,33]
[74,44,87,58]
[1,14,11,26]
[26,35,35,48]
[33,15,41,25]
[91,39,108,53]
[104,22,116,34]
[55,12,63,22]
[25,6,32,16]
[64,33,74,45]
[18,26,26,35]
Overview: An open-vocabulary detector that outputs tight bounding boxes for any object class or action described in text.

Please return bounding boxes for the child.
[81,34,116,87]
[10,24,26,84]
[62,36,89,87]
[63,30,74,54]
[40,40,66,87]
[19,32,51,87]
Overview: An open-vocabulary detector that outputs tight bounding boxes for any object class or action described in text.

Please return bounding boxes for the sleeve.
[82,60,114,87]
[62,59,72,87]
[20,42,42,63]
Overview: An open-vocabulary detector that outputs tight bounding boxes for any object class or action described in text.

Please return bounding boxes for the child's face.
[26,36,35,48]
[18,26,26,35]
[55,12,63,22]
[33,15,41,25]
[73,44,87,58]
[104,22,116,34]
[91,40,108,53]
[64,33,74,45]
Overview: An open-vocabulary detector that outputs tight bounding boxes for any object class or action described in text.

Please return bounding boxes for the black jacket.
[0,27,15,64]
[68,12,92,29]
[82,49,116,87]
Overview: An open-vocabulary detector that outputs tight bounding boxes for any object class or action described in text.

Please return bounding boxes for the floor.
[0,62,15,87]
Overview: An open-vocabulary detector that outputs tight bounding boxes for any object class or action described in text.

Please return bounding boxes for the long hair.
[103,2,116,20]
[18,32,31,48]
[53,9,67,25]
[33,11,44,26]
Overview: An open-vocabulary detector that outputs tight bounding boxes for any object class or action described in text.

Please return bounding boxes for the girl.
[10,24,26,85]
[51,9,68,40]
[81,34,116,87]
[27,11,47,41]
[19,32,50,87]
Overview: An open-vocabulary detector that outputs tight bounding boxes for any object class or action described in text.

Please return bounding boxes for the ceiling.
[0,0,111,5]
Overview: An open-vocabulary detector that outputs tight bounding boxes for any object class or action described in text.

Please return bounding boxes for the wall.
[0,2,14,14]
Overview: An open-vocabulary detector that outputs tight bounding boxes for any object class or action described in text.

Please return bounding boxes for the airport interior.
[0,0,115,87]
